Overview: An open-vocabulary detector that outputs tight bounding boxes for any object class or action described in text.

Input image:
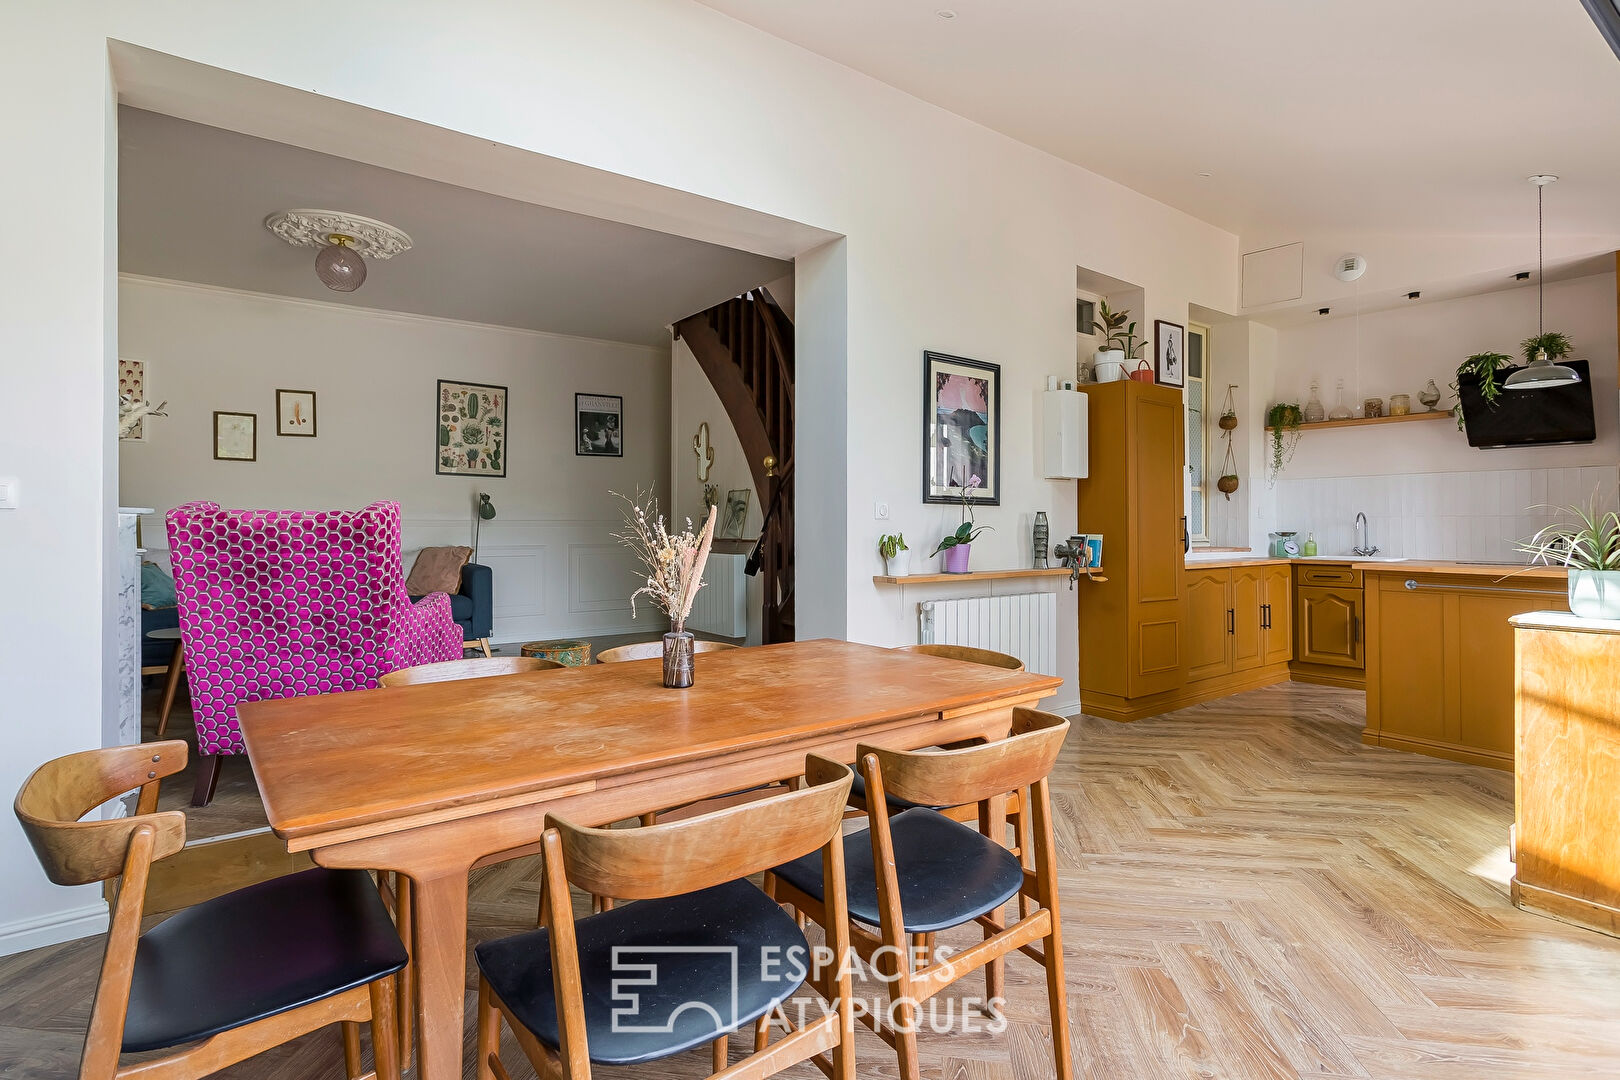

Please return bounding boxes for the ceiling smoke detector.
[1333,254,1368,283]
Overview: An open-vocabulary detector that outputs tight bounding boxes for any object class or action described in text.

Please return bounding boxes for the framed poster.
[436,380,508,477]
[1155,320,1186,388]
[118,359,147,440]
[721,488,751,538]
[276,389,317,437]
[213,411,256,462]
[923,350,1000,506]
[576,393,623,457]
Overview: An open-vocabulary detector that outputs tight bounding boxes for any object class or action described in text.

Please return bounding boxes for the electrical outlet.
[874,501,890,520]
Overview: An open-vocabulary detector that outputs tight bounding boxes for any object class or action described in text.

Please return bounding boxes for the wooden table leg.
[410,867,473,1080]
[157,640,185,737]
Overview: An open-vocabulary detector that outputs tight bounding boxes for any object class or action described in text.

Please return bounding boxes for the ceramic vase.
[943,543,972,574]
[1569,570,1620,620]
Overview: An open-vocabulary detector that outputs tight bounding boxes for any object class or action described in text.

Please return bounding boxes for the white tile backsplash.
[1273,465,1619,561]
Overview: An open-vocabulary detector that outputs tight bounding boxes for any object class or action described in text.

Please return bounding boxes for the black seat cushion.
[476,879,806,1066]
[123,867,407,1053]
[772,808,1024,934]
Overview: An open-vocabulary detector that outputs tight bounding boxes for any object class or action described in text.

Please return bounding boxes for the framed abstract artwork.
[275,389,317,437]
[923,350,1000,506]
[118,359,147,440]
[436,380,508,477]
[720,488,751,539]
[1155,320,1186,388]
[576,393,623,457]
[213,411,256,462]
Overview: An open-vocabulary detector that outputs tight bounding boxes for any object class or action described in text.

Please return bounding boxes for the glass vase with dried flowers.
[615,491,718,687]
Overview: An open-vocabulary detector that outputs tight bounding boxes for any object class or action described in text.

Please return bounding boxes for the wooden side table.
[144,627,186,737]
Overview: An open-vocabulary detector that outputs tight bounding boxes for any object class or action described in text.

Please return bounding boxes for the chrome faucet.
[1353,512,1380,557]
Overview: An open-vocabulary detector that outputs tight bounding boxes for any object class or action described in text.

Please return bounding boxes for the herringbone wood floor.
[5,682,1620,1079]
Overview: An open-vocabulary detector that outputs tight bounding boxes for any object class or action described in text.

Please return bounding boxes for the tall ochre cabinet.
[1076,380,1186,717]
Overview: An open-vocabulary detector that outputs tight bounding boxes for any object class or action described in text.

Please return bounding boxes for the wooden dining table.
[238,638,1061,1080]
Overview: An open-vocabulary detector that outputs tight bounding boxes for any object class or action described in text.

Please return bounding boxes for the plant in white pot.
[1517,502,1620,620]
[878,532,909,577]
[1090,299,1145,383]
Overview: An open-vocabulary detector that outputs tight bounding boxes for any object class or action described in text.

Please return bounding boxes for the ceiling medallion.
[263,209,413,260]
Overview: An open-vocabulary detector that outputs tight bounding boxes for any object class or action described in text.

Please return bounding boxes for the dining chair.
[893,643,1025,670]
[478,757,857,1080]
[375,650,561,1066]
[377,654,563,687]
[768,707,1073,1080]
[594,639,740,663]
[13,740,406,1080]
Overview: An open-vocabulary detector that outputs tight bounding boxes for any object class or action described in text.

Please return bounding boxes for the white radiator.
[688,554,747,638]
[918,592,1058,677]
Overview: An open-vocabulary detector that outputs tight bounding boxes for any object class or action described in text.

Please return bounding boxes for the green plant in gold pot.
[1265,403,1303,483]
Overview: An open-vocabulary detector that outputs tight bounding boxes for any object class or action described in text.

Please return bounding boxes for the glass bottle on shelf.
[1303,380,1326,423]
[1328,378,1353,420]
[1303,532,1318,557]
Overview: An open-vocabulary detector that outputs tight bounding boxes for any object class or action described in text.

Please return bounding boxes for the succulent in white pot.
[1517,502,1620,620]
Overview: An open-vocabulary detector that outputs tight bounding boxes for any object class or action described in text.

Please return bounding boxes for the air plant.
[1515,501,1620,571]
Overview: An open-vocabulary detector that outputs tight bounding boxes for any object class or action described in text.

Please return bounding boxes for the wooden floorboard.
[6,681,1620,1078]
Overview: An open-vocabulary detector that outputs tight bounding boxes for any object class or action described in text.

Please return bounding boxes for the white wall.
[119,277,671,644]
[1263,272,1619,558]
[2,0,1240,949]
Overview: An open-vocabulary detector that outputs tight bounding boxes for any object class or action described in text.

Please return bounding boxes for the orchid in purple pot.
[931,475,993,573]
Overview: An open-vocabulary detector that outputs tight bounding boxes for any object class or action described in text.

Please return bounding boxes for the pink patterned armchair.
[166,500,463,805]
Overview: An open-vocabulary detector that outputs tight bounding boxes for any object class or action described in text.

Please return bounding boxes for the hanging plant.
[1266,402,1303,483]
[1521,331,1573,364]
[1217,385,1240,498]
[1452,351,1514,430]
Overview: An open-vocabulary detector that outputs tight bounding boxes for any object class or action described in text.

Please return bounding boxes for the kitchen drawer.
[1297,564,1363,587]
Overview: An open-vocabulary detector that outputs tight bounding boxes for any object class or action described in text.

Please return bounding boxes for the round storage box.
[520,639,592,666]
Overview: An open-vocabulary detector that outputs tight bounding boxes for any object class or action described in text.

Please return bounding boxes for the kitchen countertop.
[1184,552,1568,581]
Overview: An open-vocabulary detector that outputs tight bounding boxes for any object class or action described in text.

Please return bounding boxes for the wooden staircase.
[674,289,795,642]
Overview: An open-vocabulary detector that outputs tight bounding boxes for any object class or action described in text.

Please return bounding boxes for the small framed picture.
[576,393,623,457]
[1155,320,1186,388]
[1076,299,1095,336]
[276,389,317,437]
[721,488,752,538]
[213,411,256,462]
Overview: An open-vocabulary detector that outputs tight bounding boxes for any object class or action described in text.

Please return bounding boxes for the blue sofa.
[411,562,493,656]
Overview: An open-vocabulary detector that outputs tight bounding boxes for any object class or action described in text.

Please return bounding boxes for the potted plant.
[614,491,718,688]
[1522,331,1574,365]
[1452,351,1514,430]
[1517,501,1620,619]
[1090,299,1144,382]
[931,476,993,573]
[1265,403,1303,483]
[878,532,909,577]
[1218,474,1240,498]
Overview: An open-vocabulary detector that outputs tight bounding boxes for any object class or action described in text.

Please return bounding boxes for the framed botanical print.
[923,351,1000,505]
[213,411,256,462]
[276,389,317,437]
[436,380,508,477]
[576,393,623,457]
[1155,320,1186,388]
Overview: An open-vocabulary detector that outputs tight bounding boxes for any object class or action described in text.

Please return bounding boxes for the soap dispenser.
[1302,532,1318,557]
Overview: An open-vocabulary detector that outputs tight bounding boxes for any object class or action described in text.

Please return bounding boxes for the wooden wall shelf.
[873,567,1078,585]
[1265,410,1452,433]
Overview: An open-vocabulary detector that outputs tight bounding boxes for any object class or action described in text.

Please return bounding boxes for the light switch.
[874,501,890,520]
[0,477,17,509]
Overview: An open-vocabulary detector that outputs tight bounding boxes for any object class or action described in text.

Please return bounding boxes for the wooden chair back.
[595,640,739,664]
[14,741,189,886]
[378,655,562,687]
[859,707,1067,809]
[547,756,852,900]
[895,643,1025,671]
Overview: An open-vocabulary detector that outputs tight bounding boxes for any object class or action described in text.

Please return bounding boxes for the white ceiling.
[696,0,1620,245]
[118,107,791,346]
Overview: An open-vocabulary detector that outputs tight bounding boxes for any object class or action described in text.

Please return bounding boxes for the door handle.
[1181,516,1190,555]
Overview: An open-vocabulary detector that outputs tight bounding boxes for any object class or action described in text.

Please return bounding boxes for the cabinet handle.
[1352,615,1360,644]
[1262,603,1271,630]
[1227,608,1235,635]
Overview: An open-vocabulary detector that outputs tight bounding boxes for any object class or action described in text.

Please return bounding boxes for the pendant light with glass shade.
[1505,175,1582,391]
[263,210,412,295]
